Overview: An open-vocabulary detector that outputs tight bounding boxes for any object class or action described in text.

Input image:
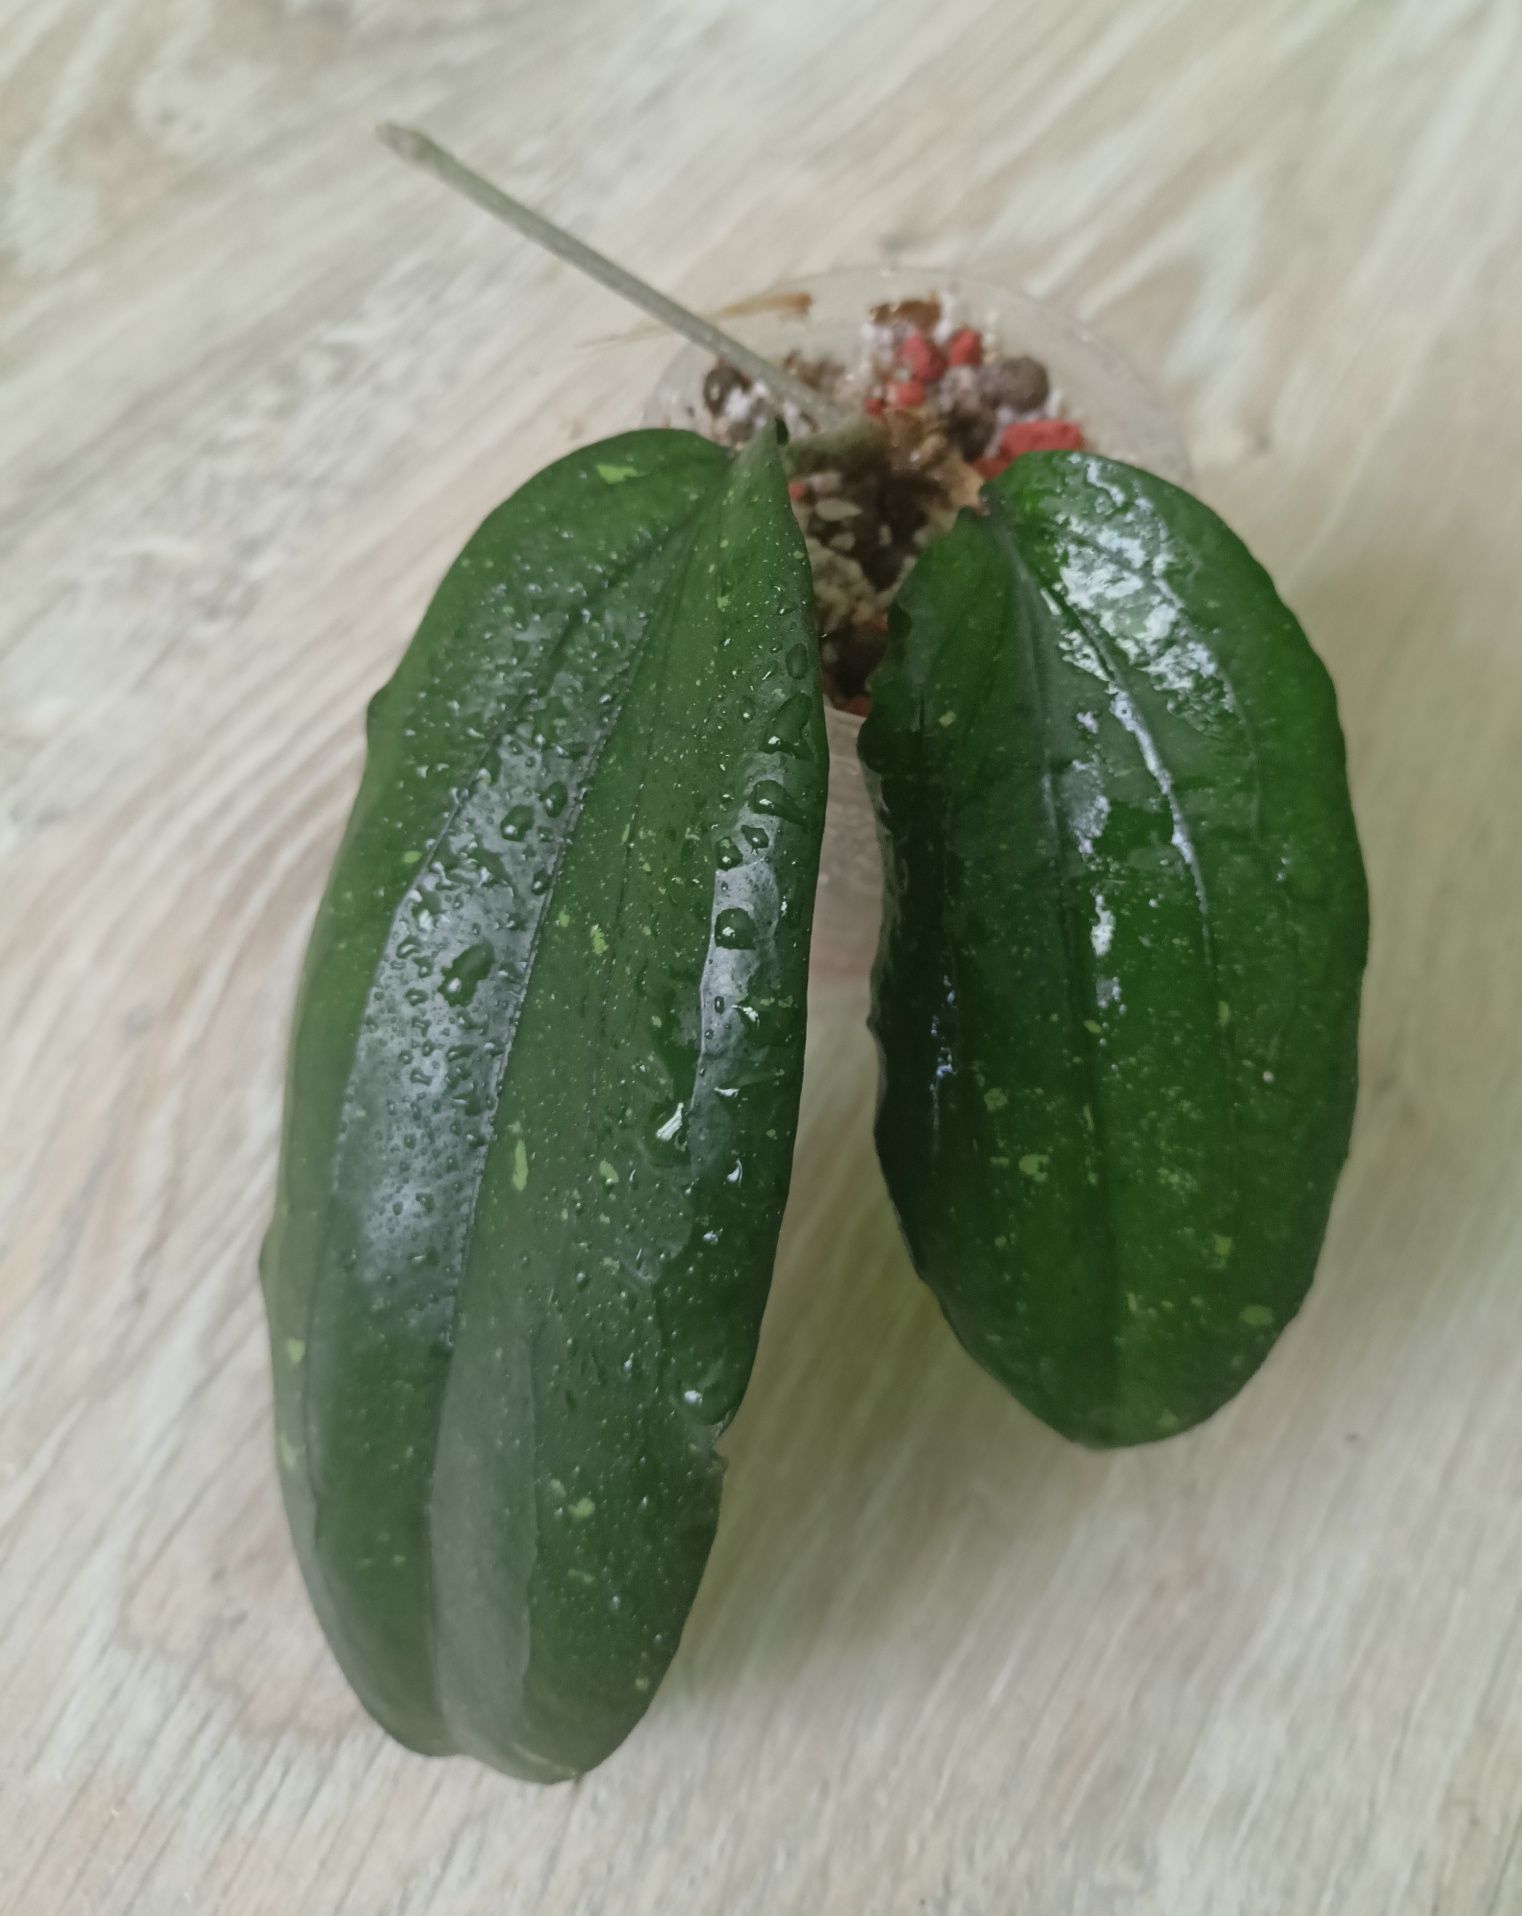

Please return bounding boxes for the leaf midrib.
[298,474,715,1742]
[417,482,722,1750]
[987,508,1127,1402]
[994,496,1244,1423]
[506,487,716,1747]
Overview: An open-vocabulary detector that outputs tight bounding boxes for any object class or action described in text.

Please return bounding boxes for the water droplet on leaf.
[440,942,494,1007]
[762,692,814,758]
[714,908,756,949]
[750,780,803,824]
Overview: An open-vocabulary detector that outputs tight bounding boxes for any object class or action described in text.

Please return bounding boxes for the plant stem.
[377,125,855,432]
[782,416,891,476]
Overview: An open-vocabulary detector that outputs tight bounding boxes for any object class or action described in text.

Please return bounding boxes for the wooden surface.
[4,1,1521,1909]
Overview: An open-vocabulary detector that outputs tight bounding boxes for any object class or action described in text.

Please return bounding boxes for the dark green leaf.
[261,427,826,1778]
[861,452,1367,1448]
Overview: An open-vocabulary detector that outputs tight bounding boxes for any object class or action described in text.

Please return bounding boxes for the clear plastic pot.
[643,268,1191,988]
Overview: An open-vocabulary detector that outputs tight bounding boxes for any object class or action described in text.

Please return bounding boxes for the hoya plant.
[260,133,1367,1781]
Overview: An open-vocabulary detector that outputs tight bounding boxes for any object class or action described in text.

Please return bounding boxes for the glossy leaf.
[861,452,1367,1448]
[261,427,825,1778]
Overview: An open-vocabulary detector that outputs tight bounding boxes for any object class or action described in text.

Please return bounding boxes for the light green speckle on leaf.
[1018,1153,1049,1181]
[401,849,422,866]
[278,1433,302,1473]
[938,710,957,727]
[284,1337,306,1366]
[512,1139,529,1191]
[568,1497,597,1521]
[1212,1233,1234,1265]
[599,1159,619,1185]
[1240,1304,1275,1329]
[983,1087,1009,1113]
[596,462,640,484]
[590,924,608,956]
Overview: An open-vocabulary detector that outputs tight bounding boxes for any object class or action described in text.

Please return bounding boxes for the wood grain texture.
[3,0,1521,1910]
